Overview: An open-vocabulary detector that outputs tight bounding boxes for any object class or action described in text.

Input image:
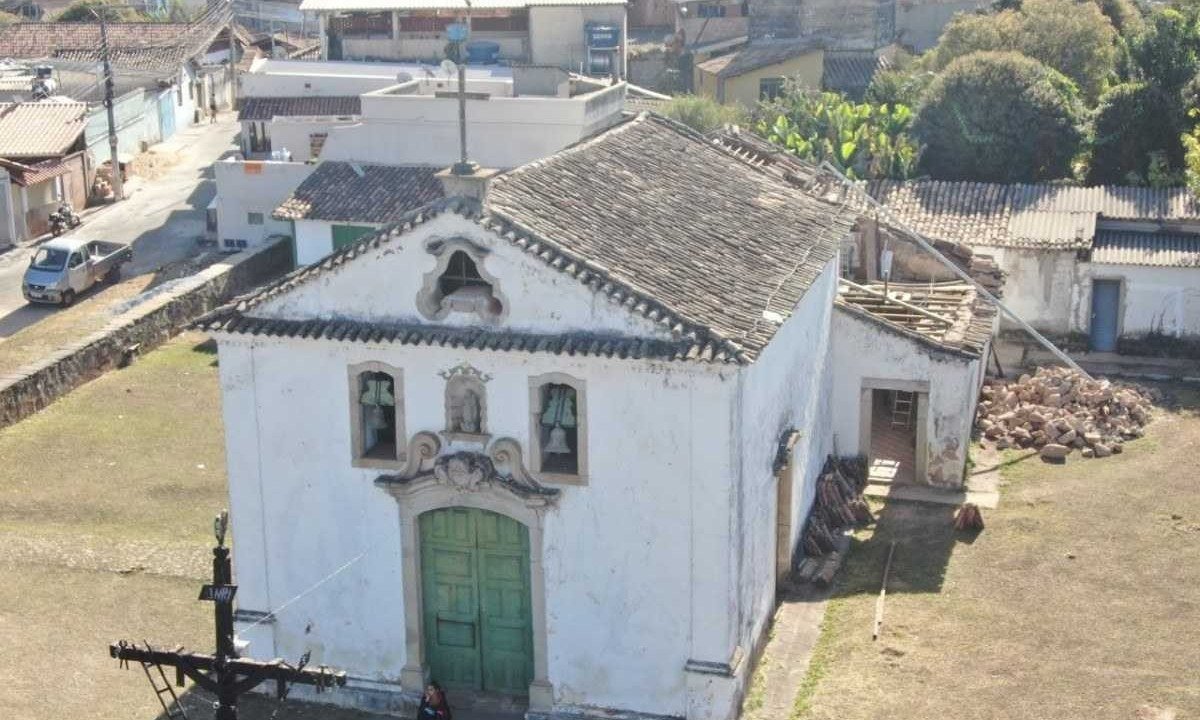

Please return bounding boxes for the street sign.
[199,584,238,603]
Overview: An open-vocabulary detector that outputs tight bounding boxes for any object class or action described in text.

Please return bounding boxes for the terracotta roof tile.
[239,95,362,121]
[205,114,859,365]
[274,162,444,223]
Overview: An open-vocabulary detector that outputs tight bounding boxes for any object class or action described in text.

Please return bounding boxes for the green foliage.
[930,11,1020,70]
[929,0,1117,102]
[55,0,145,22]
[755,86,921,180]
[0,10,20,26]
[1182,110,1200,195]
[1092,0,1144,37]
[1015,0,1118,102]
[1087,82,1184,185]
[1131,8,1200,96]
[659,94,745,134]
[914,51,1084,182]
[865,67,936,107]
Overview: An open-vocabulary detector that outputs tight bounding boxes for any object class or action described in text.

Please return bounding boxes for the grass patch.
[791,383,1200,718]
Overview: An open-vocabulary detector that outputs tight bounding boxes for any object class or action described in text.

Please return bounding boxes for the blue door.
[1089,279,1121,352]
[158,92,176,140]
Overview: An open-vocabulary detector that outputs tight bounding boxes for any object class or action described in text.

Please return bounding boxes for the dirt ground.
[0,333,391,720]
[796,383,1200,720]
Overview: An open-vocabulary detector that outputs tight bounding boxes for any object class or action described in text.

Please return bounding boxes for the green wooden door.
[331,224,374,250]
[420,508,533,695]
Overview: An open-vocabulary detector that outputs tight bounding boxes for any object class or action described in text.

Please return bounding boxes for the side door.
[66,250,88,292]
[1089,279,1121,353]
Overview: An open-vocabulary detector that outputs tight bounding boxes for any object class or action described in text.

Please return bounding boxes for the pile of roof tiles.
[801,456,872,557]
[976,367,1157,461]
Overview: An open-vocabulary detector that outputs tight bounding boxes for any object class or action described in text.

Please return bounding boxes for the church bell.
[544,424,571,454]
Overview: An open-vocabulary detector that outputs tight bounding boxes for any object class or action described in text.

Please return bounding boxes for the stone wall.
[0,238,292,429]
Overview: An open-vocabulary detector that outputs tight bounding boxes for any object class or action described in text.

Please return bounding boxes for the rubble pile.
[801,456,872,557]
[976,367,1157,460]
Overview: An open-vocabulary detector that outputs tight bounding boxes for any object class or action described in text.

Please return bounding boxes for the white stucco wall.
[528,5,628,76]
[293,218,386,265]
[216,213,757,717]
[317,82,625,169]
[987,245,1200,340]
[239,59,511,98]
[1075,263,1200,338]
[253,117,362,162]
[214,159,315,250]
[733,260,837,663]
[830,308,982,487]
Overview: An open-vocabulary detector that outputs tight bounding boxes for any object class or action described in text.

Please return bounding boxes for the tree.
[1182,111,1200,195]
[1015,0,1118,102]
[0,10,20,26]
[864,67,935,107]
[914,51,1084,182]
[755,86,921,179]
[659,95,745,134]
[929,11,1020,70]
[1131,8,1200,96]
[55,0,144,22]
[1087,82,1184,185]
[1093,0,1144,37]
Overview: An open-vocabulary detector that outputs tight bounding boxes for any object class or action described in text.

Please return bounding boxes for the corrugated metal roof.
[865,180,1200,250]
[0,101,87,158]
[299,0,623,10]
[1091,231,1200,268]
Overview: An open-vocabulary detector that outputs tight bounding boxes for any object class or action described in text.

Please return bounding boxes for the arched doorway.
[420,507,533,695]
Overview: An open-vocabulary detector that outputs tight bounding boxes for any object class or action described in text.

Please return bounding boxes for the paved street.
[0,116,239,343]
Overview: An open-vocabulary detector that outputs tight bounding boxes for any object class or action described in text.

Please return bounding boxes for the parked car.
[23,238,133,306]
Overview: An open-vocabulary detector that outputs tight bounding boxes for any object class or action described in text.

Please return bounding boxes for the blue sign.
[447,23,469,42]
[586,23,620,49]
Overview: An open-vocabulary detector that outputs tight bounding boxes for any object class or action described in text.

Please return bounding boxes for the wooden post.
[873,540,896,641]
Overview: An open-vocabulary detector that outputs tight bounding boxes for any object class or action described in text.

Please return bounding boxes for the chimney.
[436,165,499,202]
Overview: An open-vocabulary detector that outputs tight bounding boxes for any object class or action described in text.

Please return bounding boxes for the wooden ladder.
[140,655,189,720]
[891,391,914,429]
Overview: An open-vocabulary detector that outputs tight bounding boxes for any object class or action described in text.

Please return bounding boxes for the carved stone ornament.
[433,453,491,492]
[377,433,559,505]
[437,362,493,383]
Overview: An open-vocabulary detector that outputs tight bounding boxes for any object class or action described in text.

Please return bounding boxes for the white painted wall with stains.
[215,212,842,719]
[984,247,1200,340]
[829,308,985,488]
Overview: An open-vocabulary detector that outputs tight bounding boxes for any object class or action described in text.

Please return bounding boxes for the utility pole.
[96,11,125,201]
[109,512,347,720]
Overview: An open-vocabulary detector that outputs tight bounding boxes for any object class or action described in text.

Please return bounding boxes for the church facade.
[204,115,878,719]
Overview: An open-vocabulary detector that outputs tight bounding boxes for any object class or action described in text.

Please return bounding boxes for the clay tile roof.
[865,180,1200,250]
[836,280,996,358]
[0,10,231,74]
[484,113,856,361]
[0,101,87,158]
[203,114,858,365]
[274,162,444,223]
[822,52,890,96]
[1091,231,1200,268]
[697,39,823,79]
[238,95,362,121]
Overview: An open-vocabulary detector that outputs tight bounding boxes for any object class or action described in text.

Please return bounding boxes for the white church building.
[201,114,993,720]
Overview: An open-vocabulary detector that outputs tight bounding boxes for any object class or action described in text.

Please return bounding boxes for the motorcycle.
[48,202,82,237]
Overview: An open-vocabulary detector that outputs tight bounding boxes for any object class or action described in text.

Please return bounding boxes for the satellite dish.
[440,59,457,78]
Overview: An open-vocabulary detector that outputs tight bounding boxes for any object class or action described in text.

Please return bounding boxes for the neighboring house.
[275,161,444,263]
[0,12,238,140]
[695,39,823,106]
[695,40,892,105]
[866,180,1200,351]
[216,68,626,253]
[303,0,628,78]
[0,101,89,244]
[237,95,362,159]
[745,0,989,55]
